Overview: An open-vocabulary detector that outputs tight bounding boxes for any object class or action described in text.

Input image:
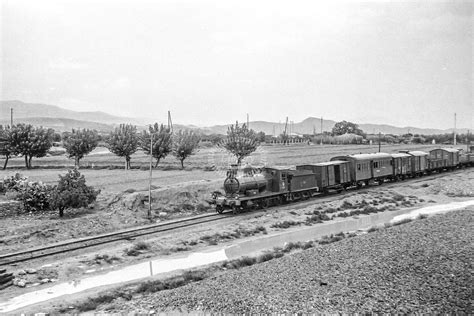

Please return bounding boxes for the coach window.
[357,164,361,171]
[373,161,378,168]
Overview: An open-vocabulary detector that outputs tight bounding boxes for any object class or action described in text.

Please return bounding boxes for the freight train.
[210,147,474,214]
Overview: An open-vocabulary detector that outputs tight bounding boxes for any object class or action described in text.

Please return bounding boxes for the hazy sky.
[1,0,472,129]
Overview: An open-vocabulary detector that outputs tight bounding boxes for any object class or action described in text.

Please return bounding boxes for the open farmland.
[2,143,443,195]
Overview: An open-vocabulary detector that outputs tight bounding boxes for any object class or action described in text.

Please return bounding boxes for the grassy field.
[1,143,444,195]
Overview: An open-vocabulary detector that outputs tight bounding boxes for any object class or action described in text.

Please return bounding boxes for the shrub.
[363,206,378,214]
[270,220,300,229]
[325,207,338,213]
[392,194,405,201]
[256,252,275,263]
[367,226,379,233]
[283,242,300,253]
[340,201,353,209]
[49,169,100,217]
[222,256,257,269]
[75,291,131,312]
[16,180,53,212]
[416,214,428,219]
[392,218,413,226]
[132,241,149,250]
[1,173,53,212]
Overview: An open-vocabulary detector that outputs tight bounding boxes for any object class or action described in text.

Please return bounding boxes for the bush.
[2,174,52,212]
[49,169,100,217]
[270,220,300,229]
[340,201,353,209]
[392,218,413,226]
[367,226,379,233]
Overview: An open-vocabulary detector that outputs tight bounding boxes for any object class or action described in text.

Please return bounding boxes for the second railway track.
[0,213,224,266]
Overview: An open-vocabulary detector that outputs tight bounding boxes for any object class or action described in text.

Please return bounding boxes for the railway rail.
[0,167,470,267]
[0,213,224,266]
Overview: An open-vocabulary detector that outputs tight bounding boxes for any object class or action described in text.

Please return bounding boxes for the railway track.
[0,168,469,267]
[0,213,224,266]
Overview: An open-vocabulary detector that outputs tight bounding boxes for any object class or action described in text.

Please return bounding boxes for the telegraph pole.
[247,113,249,129]
[168,111,173,133]
[10,108,13,126]
[320,117,323,145]
[148,130,153,220]
[454,113,457,146]
[378,132,381,152]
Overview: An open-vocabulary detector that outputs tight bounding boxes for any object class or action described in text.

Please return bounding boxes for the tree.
[9,124,54,168]
[332,121,365,137]
[0,125,14,170]
[49,169,100,217]
[62,129,99,167]
[106,124,138,170]
[173,130,200,169]
[140,123,173,167]
[219,122,260,165]
[256,131,266,143]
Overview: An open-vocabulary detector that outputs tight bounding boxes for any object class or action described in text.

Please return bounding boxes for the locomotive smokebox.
[224,173,267,194]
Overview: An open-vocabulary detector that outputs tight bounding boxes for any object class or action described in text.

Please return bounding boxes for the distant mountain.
[203,118,469,136]
[1,100,468,135]
[0,117,114,133]
[1,100,142,125]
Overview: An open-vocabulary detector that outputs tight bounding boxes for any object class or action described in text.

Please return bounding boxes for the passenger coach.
[330,153,392,186]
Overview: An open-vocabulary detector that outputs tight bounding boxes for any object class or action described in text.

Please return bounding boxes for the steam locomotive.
[210,147,473,214]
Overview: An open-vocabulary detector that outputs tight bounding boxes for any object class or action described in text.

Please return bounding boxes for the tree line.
[0,123,201,170]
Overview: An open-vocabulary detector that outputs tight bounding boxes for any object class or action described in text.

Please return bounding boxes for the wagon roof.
[314,160,350,166]
[429,148,460,153]
[264,165,294,171]
[391,153,411,158]
[345,153,392,160]
[404,150,428,156]
[441,148,460,153]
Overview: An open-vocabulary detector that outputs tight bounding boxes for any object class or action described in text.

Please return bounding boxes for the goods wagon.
[390,153,412,179]
[458,149,474,167]
[400,150,428,176]
[330,153,392,186]
[428,148,459,171]
[296,160,350,192]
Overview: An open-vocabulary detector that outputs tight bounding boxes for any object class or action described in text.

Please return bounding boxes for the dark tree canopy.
[172,130,200,169]
[219,122,260,165]
[49,169,100,217]
[106,124,138,170]
[62,129,99,167]
[0,125,14,170]
[9,124,54,168]
[332,121,365,136]
[140,123,172,167]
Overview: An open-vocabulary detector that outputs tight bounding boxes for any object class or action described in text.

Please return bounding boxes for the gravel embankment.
[115,209,473,313]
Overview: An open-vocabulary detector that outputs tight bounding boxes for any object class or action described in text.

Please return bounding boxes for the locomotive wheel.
[216,205,224,214]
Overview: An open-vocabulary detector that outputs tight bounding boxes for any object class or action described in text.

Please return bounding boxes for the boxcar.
[399,150,428,176]
[390,153,412,179]
[330,153,393,186]
[458,149,474,167]
[296,160,350,192]
[428,148,459,171]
